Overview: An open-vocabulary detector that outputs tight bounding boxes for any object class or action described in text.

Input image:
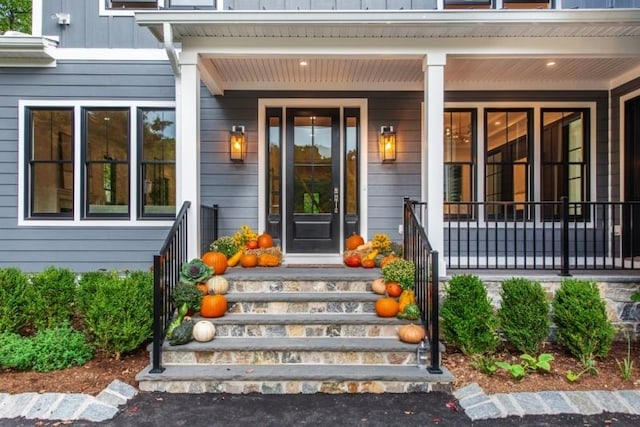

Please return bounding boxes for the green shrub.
[0,324,93,372]
[0,267,31,334]
[498,277,550,354]
[31,323,93,372]
[552,278,615,366]
[77,270,153,358]
[28,266,77,331]
[440,274,499,355]
[0,332,36,370]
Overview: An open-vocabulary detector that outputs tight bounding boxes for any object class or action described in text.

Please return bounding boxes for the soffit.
[0,33,58,67]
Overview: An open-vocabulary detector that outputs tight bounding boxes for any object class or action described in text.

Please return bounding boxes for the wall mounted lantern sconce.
[379,125,396,163]
[230,125,246,162]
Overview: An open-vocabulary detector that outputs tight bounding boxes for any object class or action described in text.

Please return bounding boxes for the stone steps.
[160,337,419,365]
[136,364,453,394]
[137,269,453,394]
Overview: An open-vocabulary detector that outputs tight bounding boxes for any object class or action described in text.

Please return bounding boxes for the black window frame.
[444,108,477,221]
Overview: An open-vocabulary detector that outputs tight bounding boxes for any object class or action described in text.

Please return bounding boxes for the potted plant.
[382,258,416,291]
[172,282,204,315]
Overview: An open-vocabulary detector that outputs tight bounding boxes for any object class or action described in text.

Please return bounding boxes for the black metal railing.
[445,198,640,274]
[150,201,191,373]
[200,204,219,254]
[403,198,442,374]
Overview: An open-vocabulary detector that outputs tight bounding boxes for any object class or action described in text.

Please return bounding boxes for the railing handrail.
[403,197,442,374]
[158,201,191,254]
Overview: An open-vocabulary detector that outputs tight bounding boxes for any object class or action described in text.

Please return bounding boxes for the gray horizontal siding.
[41,0,160,49]
[0,61,175,272]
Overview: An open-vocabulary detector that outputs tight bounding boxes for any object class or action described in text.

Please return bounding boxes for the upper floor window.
[23,103,175,224]
[107,1,159,9]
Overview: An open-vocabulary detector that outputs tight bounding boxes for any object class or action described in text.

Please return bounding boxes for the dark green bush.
[0,267,31,334]
[28,266,77,331]
[498,277,550,354]
[440,274,499,355]
[77,270,153,358]
[552,278,615,365]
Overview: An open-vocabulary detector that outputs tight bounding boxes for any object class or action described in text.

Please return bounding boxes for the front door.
[285,108,340,253]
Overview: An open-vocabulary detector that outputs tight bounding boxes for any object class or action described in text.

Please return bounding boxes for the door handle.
[334,187,339,214]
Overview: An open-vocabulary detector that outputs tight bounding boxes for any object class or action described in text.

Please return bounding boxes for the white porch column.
[176,57,201,260]
[423,53,446,275]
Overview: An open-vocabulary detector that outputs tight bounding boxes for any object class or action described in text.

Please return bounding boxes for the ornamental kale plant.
[179,258,213,285]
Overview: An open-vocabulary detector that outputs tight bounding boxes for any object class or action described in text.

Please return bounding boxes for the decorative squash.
[258,253,280,267]
[346,233,365,251]
[257,232,274,249]
[398,289,416,312]
[397,324,426,344]
[371,278,387,295]
[240,253,258,268]
[200,294,228,318]
[227,249,244,267]
[196,283,209,295]
[168,318,194,346]
[344,254,361,268]
[202,251,228,275]
[386,282,402,298]
[375,297,400,318]
[246,240,259,249]
[361,258,375,269]
[192,320,216,342]
[206,276,229,295]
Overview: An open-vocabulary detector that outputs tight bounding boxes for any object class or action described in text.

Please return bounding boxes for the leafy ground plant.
[616,328,634,381]
[494,353,555,380]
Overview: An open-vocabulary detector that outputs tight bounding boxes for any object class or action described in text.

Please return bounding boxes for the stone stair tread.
[225,266,379,281]
[137,363,454,383]
[225,292,378,302]
[163,336,422,352]
[193,312,411,325]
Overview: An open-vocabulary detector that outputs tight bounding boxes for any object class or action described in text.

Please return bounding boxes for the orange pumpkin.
[240,253,258,268]
[346,233,365,251]
[375,297,400,318]
[202,251,228,275]
[380,255,399,269]
[361,258,376,269]
[200,294,228,318]
[386,282,402,298]
[258,253,280,267]
[257,232,274,249]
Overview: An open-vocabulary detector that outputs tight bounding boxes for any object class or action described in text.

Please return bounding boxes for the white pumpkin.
[206,276,229,295]
[371,277,386,295]
[192,321,216,342]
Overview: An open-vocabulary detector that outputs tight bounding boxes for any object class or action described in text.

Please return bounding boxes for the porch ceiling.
[135,9,640,93]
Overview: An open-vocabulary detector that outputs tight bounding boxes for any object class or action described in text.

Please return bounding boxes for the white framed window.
[19,100,176,227]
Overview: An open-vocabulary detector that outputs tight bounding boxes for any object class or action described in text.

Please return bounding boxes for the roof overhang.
[135,9,640,94]
[0,32,58,68]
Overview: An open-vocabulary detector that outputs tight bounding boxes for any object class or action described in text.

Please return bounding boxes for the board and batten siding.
[41,0,160,49]
[199,90,423,243]
[0,61,175,273]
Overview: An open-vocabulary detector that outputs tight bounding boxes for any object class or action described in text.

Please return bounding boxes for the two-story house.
[1,0,639,273]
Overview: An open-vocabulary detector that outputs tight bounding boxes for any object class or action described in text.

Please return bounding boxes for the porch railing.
[403,198,442,374]
[200,204,219,254]
[444,198,640,274]
[151,201,191,373]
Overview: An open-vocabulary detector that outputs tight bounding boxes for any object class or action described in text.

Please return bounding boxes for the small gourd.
[397,324,426,344]
[192,320,216,342]
[168,318,194,346]
[206,276,229,295]
[371,278,386,295]
[398,289,416,312]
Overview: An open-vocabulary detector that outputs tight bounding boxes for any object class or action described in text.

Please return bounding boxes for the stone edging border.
[0,380,137,422]
[454,383,640,421]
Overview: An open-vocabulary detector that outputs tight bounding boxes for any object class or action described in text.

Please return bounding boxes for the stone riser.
[162,350,416,366]
[139,379,450,394]
[213,323,400,338]
[228,301,375,315]
[229,280,370,293]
